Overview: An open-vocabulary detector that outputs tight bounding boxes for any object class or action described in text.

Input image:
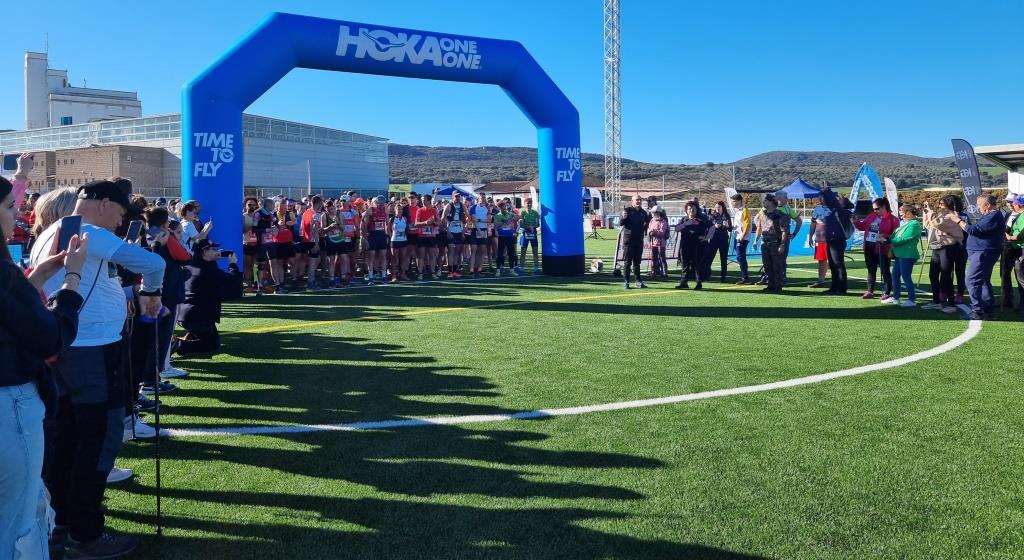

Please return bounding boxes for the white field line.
[165,320,982,438]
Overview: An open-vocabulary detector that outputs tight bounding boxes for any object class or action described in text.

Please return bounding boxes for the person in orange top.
[414,194,440,279]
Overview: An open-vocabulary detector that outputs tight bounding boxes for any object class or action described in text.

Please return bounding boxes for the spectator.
[30,187,78,239]
[950,194,1006,319]
[807,199,831,288]
[753,194,789,293]
[884,204,923,308]
[854,198,900,299]
[517,197,541,275]
[144,207,193,382]
[821,188,853,295]
[703,201,733,283]
[176,240,243,355]
[647,209,669,278]
[922,197,965,313]
[1007,195,1024,315]
[730,194,752,284]
[774,191,802,286]
[0,176,85,560]
[1000,193,1023,310]
[29,180,165,558]
[620,195,651,289]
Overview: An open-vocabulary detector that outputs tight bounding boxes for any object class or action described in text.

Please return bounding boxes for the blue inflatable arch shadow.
[182,12,583,275]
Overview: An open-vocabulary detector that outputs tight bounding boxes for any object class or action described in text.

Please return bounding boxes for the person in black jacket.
[0,175,86,558]
[675,201,712,290]
[822,188,854,295]
[619,195,651,289]
[175,239,243,355]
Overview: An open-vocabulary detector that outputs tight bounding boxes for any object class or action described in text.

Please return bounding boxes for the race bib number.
[374,221,386,232]
[866,232,878,243]
[475,228,488,239]
[260,232,274,245]
[524,233,536,240]
[500,226,514,234]
[344,224,355,234]
[393,232,407,242]
[449,222,463,233]
[421,226,434,236]
[245,231,257,244]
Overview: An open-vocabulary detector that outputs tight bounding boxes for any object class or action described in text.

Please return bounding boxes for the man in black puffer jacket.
[175,239,242,355]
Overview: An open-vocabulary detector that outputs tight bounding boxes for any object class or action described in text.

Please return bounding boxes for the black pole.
[153,318,163,536]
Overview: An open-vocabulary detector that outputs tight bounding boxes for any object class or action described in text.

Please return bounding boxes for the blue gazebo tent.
[780,177,822,199]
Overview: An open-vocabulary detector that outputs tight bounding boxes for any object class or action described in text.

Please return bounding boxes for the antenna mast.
[603,0,622,216]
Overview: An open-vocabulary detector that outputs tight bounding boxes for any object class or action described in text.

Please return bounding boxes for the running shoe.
[881,298,900,305]
[623,281,631,290]
[65,532,139,560]
[141,381,177,395]
[122,416,158,441]
[107,466,134,484]
[861,292,875,299]
[941,305,959,314]
[809,281,828,288]
[920,303,941,310]
[635,280,647,289]
[161,366,188,379]
[136,395,159,412]
[900,300,917,308]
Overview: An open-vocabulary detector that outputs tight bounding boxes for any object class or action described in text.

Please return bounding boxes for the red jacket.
[854,212,900,255]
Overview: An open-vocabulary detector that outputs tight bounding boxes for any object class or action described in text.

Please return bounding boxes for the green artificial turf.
[104,263,1023,559]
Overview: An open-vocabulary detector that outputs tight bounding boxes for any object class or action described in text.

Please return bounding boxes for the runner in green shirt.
[518,198,541,274]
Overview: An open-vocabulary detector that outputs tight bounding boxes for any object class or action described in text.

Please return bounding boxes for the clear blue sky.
[3,0,1021,164]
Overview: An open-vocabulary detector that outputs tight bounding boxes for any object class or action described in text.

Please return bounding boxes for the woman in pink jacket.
[646,210,669,278]
[853,198,901,299]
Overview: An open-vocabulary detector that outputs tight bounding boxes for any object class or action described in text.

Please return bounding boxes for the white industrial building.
[24,52,142,129]
[0,113,390,199]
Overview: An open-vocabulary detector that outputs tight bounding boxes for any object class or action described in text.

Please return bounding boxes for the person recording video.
[174,239,242,355]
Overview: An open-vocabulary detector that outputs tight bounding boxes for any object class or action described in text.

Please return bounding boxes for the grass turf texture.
[106,263,1023,559]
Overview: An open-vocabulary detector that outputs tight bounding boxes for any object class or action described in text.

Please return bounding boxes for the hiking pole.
[917,232,931,285]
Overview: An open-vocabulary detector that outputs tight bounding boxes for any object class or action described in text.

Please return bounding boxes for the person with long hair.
[30,187,78,239]
[922,195,965,313]
[854,198,900,299]
[0,176,86,559]
[703,201,733,283]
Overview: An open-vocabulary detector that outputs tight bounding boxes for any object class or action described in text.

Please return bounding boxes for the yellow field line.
[236,288,681,334]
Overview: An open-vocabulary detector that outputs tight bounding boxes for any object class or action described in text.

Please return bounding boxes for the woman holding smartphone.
[0,175,88,558]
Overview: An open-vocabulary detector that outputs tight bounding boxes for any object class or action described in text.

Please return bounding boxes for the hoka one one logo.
[337,25,482,70]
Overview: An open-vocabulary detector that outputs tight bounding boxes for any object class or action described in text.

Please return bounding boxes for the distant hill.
[388,145,1002,192]
[732,150,953,168]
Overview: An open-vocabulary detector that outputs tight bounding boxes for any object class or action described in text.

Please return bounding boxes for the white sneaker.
[160,366,188,379]
[123,416,158,441]
[900,300,917,308]
[881,298,899,305]
[941,305,959,314]
[920,303,940,310]
[107,466,134,484]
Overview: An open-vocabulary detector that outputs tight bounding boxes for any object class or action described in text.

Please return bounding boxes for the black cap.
[77,180,131,210]
[193,239,221,253]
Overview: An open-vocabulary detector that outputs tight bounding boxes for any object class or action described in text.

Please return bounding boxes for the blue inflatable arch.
[182,12,584,275]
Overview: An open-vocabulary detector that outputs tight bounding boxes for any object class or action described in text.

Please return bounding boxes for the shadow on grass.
[114,425,770,559]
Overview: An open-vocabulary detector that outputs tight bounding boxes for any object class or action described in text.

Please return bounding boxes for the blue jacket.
[965,210,1006,252]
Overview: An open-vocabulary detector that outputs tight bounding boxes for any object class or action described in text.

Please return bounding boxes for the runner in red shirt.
[414,194,439,279]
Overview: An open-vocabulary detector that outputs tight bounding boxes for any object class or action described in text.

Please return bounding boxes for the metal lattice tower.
[603,0,622,216]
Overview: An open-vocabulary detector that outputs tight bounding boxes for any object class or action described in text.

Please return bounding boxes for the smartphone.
[125,220,144,243]
[219,250,234,258]
[57,215,82,252]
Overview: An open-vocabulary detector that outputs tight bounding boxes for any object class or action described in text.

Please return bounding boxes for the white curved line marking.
[165,320,982,438]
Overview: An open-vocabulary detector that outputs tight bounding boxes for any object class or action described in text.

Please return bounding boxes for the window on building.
[126,154,132,162]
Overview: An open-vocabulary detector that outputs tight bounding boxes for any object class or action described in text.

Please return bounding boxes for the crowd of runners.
[240,191,542,293]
